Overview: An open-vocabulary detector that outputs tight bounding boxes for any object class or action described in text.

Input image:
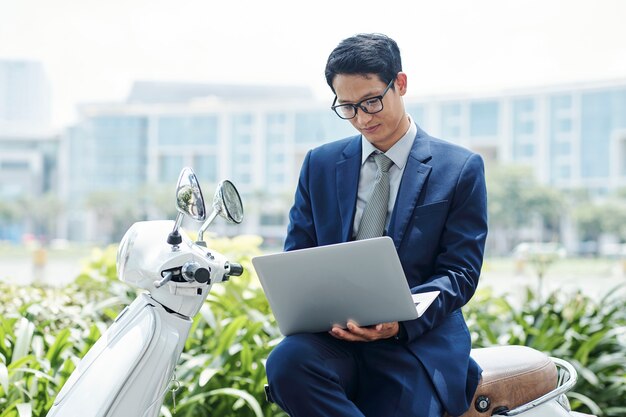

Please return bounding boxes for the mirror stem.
[172,212,184,232]
[167,212,185,247]
[197,210,218,243]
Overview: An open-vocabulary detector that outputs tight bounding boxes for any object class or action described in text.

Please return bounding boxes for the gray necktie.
[356,152,394,240]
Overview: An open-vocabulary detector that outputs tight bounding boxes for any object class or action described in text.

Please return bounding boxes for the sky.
[2,0,626,129]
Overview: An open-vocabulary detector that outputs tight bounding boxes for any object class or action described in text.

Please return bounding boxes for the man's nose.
[355,109,373,125]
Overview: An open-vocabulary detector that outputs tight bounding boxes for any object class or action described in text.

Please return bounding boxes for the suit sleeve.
[402,153,488,342]
[284,150,318,251]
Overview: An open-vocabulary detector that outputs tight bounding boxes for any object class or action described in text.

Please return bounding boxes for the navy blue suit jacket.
[284,125,488,416]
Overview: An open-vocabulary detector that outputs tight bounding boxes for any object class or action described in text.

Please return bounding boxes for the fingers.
[328,321,399,342]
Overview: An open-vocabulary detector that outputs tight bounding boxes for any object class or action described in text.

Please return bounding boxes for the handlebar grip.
[228,262,244,277]
[195,267,210,283]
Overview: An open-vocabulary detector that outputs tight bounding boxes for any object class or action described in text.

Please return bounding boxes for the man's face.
[332,73,408,152]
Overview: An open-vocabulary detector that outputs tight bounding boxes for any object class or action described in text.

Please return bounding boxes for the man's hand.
[329,321,399,342]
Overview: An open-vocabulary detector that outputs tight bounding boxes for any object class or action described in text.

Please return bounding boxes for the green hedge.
[465,286,626,416]
[0,236,624,416]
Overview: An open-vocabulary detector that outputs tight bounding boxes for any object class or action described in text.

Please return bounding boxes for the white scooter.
[47,167,245,417]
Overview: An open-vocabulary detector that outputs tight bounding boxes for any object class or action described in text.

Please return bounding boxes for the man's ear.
[395,72,408,96]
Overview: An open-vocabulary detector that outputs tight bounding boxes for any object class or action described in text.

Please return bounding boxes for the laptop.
[251,236,439,336]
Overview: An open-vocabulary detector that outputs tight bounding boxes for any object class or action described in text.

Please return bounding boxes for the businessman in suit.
[265,33,488,417]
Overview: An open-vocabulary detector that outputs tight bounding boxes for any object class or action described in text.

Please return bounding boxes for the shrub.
[1,236,624,417]
[465,285,626,417]
[0,235,286,417]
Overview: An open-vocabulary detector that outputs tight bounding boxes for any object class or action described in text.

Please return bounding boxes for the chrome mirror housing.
[197,180,244,243]
[168,167,206,247]
[175,167,206,221]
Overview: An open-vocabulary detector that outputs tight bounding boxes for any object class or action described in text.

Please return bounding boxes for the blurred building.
[411,80,626,194]
[60,82,354,244]
[0,60,51,131]
[0,60,59,243]
[56,79,626,246]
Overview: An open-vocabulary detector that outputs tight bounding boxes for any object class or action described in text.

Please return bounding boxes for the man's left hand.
[329,321,399,342]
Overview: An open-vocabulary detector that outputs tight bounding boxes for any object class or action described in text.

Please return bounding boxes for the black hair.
[324,33,402,93]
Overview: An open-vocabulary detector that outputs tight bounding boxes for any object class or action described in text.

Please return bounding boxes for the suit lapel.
[336,137,362,242]
[389,128,433,249]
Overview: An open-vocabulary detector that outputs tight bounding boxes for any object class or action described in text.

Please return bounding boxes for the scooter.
[47,167,245,417]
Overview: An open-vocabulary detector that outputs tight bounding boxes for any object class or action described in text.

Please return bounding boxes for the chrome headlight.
[117,225,139,282]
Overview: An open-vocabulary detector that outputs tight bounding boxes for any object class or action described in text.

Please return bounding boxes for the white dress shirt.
[352,115,417,238]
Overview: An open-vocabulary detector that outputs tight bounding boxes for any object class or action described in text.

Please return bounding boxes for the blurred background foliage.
[2,165,626,253]
[0,235,624,417]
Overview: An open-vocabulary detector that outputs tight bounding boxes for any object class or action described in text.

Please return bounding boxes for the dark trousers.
[266,333,442,417]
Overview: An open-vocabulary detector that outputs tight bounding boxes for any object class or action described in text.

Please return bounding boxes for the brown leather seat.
[455,345,558,417]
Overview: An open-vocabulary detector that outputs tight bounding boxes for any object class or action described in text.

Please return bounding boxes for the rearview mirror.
[175,167,206,221]
[197,180,244,243]
[168,167,206,247]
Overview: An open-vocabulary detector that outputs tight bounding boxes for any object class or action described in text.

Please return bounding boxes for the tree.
[85,190,144,243]
[574,198,626,243]
[486,165,565,253]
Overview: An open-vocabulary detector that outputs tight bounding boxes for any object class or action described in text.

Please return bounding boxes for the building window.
[440,103,461,138]
[295,111,355,144]
[159,155,184,183]
[516,143,535,158]
[556,118,572,133]
[513,98,536,135]
[470,101,499,137]
[0,160,30,170]
[405,104,425,126]
[551,94,572,111]
[158,115,218,146]
[193,155,218,184]
[553,141,571,156]
[88,116,147,188]
[260,212,286,226]
[580,91,612,178]
[230,113,254,185]
[554,164,571,180]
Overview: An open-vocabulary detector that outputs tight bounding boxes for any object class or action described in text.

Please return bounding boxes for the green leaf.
[199,368,221,387]
[160,405,172,417]
[16,403,32,417]
[11,318,35,364]
[240,343,252,372]
[13,368,55,382]
[568,391,602,416]
[0,362,8,394]
[207,387,264,417]
[215,316,248,358]
[574,329,609,365]
[45,328,71,370]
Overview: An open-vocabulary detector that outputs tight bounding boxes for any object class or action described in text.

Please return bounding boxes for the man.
[266,33,488,417]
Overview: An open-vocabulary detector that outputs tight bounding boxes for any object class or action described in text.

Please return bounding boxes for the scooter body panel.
[118,220,224,317]
[47,293,192,417]
[514,400,574,417]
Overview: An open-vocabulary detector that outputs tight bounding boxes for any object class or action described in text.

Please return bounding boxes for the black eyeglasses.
[331,79,395,120]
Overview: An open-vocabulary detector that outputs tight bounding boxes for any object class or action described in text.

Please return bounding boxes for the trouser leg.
[354,340,443,417]
[266,333,364,417]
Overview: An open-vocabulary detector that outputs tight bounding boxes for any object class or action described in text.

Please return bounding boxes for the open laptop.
[252,236,439,336]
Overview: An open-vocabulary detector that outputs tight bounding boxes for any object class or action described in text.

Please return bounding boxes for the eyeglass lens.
[337,99,383,118]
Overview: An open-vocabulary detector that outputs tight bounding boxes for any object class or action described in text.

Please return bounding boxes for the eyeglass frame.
[330,78,395,120]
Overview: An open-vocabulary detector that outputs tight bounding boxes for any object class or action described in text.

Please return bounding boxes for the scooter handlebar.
[227,262,244,277]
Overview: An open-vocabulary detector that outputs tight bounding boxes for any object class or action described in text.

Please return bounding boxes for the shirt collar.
[361,114,417,170]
